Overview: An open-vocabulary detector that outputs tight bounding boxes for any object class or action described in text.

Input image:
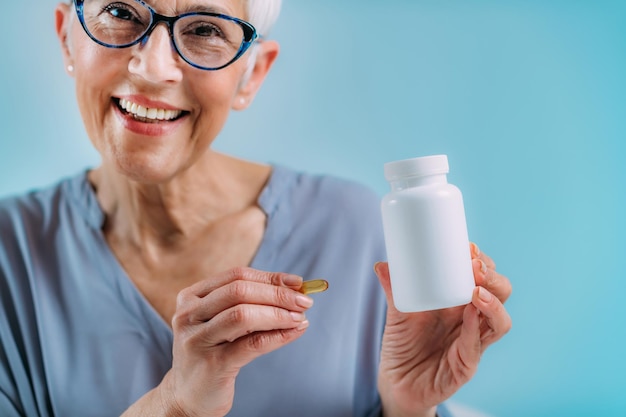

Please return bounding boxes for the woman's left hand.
[374,244,512,417]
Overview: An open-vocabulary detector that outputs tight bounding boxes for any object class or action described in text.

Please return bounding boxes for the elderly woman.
[0,0,512,416]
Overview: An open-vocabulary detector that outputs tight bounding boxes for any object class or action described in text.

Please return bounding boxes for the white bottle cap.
[384,155,449,182]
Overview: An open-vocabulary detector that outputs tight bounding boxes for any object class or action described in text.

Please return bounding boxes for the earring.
[67,65,74,73]
[239,97,247,105]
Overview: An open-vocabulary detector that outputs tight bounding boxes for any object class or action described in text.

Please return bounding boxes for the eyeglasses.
[73,0,259,71]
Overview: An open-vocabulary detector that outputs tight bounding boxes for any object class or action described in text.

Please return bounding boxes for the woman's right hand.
[157,267,313,417]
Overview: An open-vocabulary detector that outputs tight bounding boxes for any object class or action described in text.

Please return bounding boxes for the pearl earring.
[239,98,247,105]
[67,65,74,73]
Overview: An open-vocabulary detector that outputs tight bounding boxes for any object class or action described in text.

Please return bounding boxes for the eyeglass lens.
[80,0,249,69]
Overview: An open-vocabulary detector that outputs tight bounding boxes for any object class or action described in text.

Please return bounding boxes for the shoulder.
[0,172,97,321]
[0,186,60,285]
[0,183,61,237]
[264,165,386,259]
[0,173,90,249]
[280,166,382,226]
[0,192,42,241]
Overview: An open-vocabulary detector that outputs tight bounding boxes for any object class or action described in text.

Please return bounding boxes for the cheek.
[188,66,246,126]
[72,43,125,143]
[73,73,114,155]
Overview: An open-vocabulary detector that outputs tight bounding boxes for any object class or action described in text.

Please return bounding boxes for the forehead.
[146,0,246,18]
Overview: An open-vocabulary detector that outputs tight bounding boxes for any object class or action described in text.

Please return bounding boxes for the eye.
[102,2,142,23]
[194,24,222,37]
[185,21,226,38]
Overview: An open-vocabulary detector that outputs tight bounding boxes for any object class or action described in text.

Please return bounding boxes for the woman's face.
[56,0,274,184]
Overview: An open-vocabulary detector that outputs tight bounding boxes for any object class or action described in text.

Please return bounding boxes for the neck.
[89,151,271,248]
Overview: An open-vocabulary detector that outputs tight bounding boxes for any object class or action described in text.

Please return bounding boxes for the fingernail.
[470,242,481,258]
[480,259,487,275]
[290,312,306,321]
[296,295,314,309]
[473,259,487,276]
[296,320,310,330]
[283,274,303,287]
[478,286,493,303]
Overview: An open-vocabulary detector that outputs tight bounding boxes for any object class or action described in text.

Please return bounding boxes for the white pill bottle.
[381,155,475,312]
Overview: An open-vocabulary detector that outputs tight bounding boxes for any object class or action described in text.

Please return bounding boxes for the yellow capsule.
[299,279,329,295]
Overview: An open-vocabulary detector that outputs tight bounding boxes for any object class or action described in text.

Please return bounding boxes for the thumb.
[373,262,396,309]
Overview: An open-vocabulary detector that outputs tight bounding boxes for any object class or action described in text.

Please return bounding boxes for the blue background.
[1,1,625,416]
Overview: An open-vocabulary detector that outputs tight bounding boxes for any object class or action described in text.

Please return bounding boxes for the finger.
[373,262,396,310]
[471,287,512,349]
[200,304,309,346]
[472,258,512,303]
[181,267,303,300]
[453,303,481,381]
[179,280,314,323]
[469,242,495,270]
[228,325,309,368]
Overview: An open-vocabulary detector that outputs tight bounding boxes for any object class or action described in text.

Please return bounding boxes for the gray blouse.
[0,165,452,417]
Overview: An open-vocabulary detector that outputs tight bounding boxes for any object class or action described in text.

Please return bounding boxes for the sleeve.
[0,390,23,417]
[0,201,48,417]
[437,403,454,417]
[0,208,26,417]
[0,272,28,417]
[364,403,455,417]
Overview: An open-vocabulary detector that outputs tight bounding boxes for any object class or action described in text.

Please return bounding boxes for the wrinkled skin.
[374,244,512,417]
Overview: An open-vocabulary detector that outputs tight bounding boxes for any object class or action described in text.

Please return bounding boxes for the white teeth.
[118,98,183,121]
[137,105,147,118]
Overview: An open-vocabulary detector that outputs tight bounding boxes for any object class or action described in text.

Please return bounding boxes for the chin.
[111,153,184,185]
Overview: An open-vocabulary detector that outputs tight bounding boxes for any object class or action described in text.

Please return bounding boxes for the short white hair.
[240,0,282,86]
[246,0,283,36]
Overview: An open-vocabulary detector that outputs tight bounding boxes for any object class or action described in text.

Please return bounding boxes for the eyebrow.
[180,5,233,15]
[148,1,237,17]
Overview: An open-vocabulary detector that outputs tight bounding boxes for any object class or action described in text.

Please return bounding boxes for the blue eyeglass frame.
[72,0,259,71]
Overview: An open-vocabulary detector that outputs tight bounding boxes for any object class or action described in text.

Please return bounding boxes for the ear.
[55,2,74,77]
[232,40,280,110]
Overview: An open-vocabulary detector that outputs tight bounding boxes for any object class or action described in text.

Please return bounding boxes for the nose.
[128,23,183,84]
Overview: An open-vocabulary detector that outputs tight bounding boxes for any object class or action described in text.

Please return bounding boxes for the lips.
[116,98,186,122]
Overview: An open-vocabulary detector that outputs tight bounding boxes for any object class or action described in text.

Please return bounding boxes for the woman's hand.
[156,267,313,417]
[374,244,512,417]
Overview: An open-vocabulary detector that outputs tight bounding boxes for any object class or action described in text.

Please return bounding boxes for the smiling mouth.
[115,98,187,123]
